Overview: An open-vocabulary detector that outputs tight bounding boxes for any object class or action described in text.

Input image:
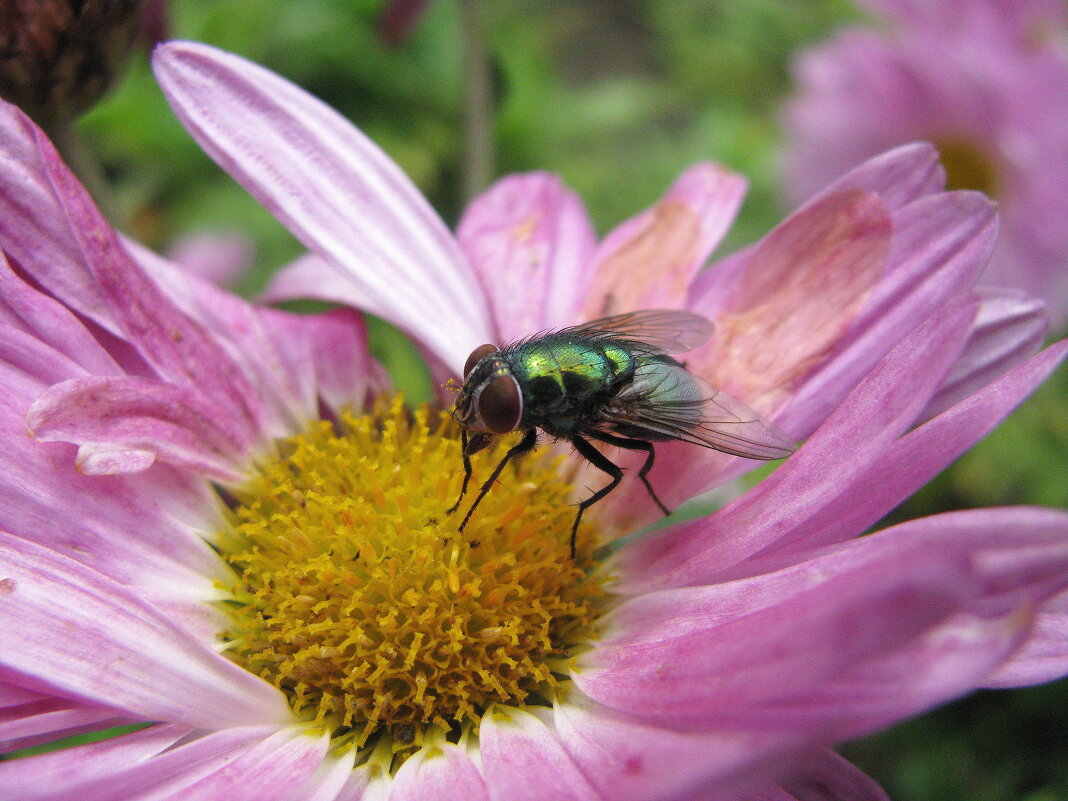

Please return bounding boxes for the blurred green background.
[56,0,1068,798]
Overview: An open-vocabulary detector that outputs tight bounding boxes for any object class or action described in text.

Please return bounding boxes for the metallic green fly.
[448,309,795,557]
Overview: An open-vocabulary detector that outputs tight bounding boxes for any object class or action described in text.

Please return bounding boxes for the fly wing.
[564,309,713,354]
[608,360,795,460]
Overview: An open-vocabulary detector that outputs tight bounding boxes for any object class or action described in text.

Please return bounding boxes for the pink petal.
[153,41,493,373]
[0,102,266,444]
[594,187,898,527]
[39,151,266,445]
[986,588,1068,687]
[780,191,997,436]
[0,692,131,754]
[260,254,375,308]
[795,142,946,213]
[0,324,92,401]
[920,288,1048,420]
[457,172,597,341]
[774,751,890,801]
[554,693,800,801]
[771,337,1068,560]
[1,723,189,796]
[691,189,891,419]
[126,239,318,435]
[300,749,359,801]
[166,726,329,801]
[0,102,117,336]
[582,163,747,319]
[167,230,254,288]
[479,707,604,801]
[614,294,978,593]
[301,308,390,415]
[687,144,945,310]
[0,250,121,383]
[6,725,316,801]
[0,396,228,599]
[581,507,1068,738]
[389,740,489,801]
[0,533,291,729]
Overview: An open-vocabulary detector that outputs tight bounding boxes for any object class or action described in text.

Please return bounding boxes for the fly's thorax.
[508,339,632,407]
[507,336,637,431]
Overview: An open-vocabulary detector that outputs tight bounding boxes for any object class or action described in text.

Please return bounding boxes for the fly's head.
[453,344,524,443]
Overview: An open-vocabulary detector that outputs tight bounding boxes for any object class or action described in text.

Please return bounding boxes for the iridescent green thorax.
[504,334,640,436]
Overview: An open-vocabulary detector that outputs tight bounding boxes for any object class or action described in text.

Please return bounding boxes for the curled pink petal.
[28,375,252,480]
[0,399,228,600]
[42,157,265,443]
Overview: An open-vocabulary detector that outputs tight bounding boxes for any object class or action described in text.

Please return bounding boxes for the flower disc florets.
[217,396,605,754]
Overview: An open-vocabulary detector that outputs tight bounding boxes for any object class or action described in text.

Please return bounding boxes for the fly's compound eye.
[464,344,499,378]
[476,374,523,434]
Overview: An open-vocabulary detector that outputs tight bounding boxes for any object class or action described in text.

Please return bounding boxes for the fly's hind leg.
[587,431,670,516]
[568,435,630,560]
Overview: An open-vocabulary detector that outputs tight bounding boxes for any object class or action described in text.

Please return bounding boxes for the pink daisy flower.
[782,0,1068,330]
[2,40,1067,801]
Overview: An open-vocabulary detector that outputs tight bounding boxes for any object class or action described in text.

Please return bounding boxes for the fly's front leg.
[458,428,538,533]
[446,429,473,515]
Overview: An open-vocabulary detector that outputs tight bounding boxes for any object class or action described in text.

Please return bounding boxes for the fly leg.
[587,431,670,516]
[446,429,473,515]
[568,435,629,560]
[457,428,538,534]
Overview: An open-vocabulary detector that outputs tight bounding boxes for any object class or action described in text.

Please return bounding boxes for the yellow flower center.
[934,136,1000,197]
[215,395,606,758]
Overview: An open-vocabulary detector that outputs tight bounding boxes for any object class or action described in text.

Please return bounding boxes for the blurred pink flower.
[1,40,1067,801]
[782,0,1068,330]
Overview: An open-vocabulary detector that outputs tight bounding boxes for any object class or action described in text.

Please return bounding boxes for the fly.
[447,309,795,557]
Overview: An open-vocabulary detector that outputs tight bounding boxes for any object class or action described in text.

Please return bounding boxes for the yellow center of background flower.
[216,395,605,756]
[934,136,1001,197]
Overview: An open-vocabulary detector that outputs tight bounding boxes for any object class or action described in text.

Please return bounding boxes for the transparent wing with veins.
[562,309,714,354]
[607,352,796,461]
